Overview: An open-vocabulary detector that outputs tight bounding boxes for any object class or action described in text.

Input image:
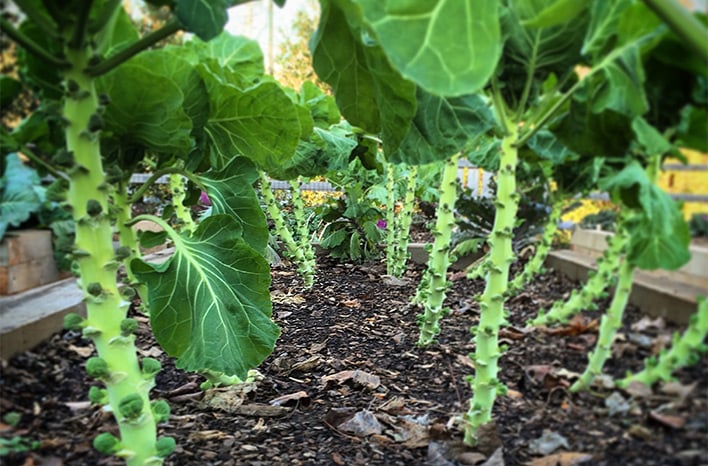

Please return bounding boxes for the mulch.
[1,255,706,466]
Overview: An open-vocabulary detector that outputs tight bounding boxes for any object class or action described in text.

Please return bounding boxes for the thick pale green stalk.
[618,297,708,387]
[260,173,315,287]
[530,225,627,326]
[571,258,635,392]
[507,199,562,296]
[63,49,159,465]
[464,123,519,445]
[416,154,460,347]
[287,178,316,286]
[114,186,148,304]
[392,165,418,277]
[385,163,398,276]
[169,173,196,233]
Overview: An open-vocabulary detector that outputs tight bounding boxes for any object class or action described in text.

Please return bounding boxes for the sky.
[225,0,319,72]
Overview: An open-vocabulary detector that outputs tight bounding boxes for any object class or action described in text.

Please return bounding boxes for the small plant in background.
[689,212,708,237]
[384,162,418,278]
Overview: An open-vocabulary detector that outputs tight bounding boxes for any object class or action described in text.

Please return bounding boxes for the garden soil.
[1,256,706,466]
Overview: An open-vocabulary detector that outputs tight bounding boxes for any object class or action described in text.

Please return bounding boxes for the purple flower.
[376,219,387,229]
[200,191,211,206]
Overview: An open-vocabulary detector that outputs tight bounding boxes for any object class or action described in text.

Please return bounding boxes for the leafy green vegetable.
[133,216,279,379]
[355,0,502,96]
[0,153,44,239]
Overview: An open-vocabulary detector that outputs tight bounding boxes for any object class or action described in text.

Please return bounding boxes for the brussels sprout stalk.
[464,121,518,444]
[260,173,315,287]
[385,164,418,278]
[385,163,398,276]
[507,198,562,295]
[416,154,460,346]
[571,252,635,392]
[530,225,627,326]
[618,296,708,388]
[62,48,161,465]
[170,173,196,233]
[288,178,317,285]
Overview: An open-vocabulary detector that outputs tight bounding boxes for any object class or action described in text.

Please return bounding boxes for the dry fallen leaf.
[269,390,310,407]
[649,411,686,429]
[527,452,593,466]
[67,345,93,358]
[322,370,381,390]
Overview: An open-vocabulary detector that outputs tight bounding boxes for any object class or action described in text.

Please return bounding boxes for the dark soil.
[1,256,706,466]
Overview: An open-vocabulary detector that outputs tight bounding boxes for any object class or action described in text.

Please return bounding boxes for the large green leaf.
[586,40,649,117]
[498,0,589,113]
[300,81,341,128]
[129,49,210,134]
[268,124,358,180]
[524,129,577,165]
[16,21,63,99]
[522,0,586,28]
[198,63,301,169]
[132,215,279,379]
[0,153,43,239]
[600,162,690,270]
[582,0,633,59]
[355,0,502,97]
[391,89,495,164]
[311,0,417,155]
[174,0,230,40]
[182,33,265,86]
[97,63,193,156]
[197,157,268,254]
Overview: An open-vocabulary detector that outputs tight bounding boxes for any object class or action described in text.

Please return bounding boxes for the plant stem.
[618,296,708,387]
[18,143,68,181]
[68,0,94,49]
[288,178,317,287]
[507,198,562,296]
[393,165,418,277]
[169,173,196,233]
[62,48,158,464]
[530,224,627,326]
[571,257,635,392]
[114,184,142,286]
[464,121,519,445]
[0,17,68,68]
[260,173,315,287]
[416,154,460,347]
[642,0,708,64]
[84,20,182,77]
[385,163,398,276]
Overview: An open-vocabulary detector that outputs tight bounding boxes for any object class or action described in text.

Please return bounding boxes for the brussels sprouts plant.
[310,0,702,445]
[0,1,317,462]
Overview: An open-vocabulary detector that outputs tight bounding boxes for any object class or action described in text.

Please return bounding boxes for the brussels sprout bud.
[52,148,74,166]
[141,357,162,377]
[93,432,121,455]
[120,286,136,300]
[86,357,110,379]
[45,178,69,202]
[155,436,176,458]
[118,393,144,420]
[151,400,171,423]
[115,246,132,261]
[86,199,103,217]
[88,54,101,66]
[63,313,85,330]
[104,165,123,184]
[86,282,103,297]
[88,113,104,132]
[66,79,80,93]
[119,318,138,337]
[98,93,111,106]
[88,386,108,405]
